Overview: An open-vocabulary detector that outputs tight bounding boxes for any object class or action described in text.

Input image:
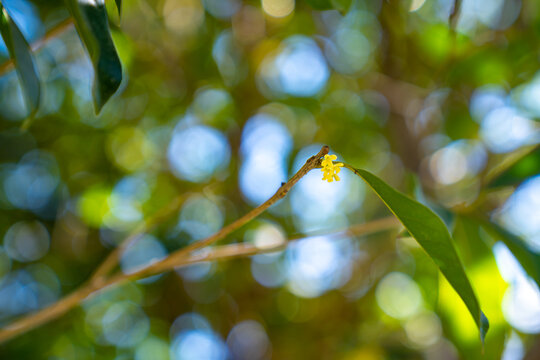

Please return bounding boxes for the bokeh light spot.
[480,106,536,153]
[4,221,50,262]
[469,86,506,122]
[178,195,224,241]
[276,38,329,97]
[168,125,231,182]
[261,0,294,18]
[252,223,286,249]
[428,140,487,185]
[78,186,112,228]
[239,114,292,205]
[107,127,156,172]
[227,320,271,360]
[170,312,212,340]
[101,301,150,347]
[120,234,167,276]
[286,236,353,298]
[163,0,205,36]
[376,272,423,319]
[135,337,170,360]
[498,175,540,250]
[404,312,442,348]
[203,0,240,19]
[258,37,329,98]
[171,327,228,360]
[502,279,540,334]
[3,150,60,211]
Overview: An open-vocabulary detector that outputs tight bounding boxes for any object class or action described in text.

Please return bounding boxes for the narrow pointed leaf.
[115,0,122,17]
[0,4,40,116]
[482,221,540,288]
[348,166,489,342]
[65,0,122,113]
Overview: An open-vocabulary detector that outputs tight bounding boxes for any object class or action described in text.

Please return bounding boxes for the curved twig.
[0,146,329,344]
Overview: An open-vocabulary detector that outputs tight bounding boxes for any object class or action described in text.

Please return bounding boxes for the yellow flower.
[321,154,343,183]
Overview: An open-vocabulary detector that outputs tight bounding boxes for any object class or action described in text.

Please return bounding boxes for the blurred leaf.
[115,0,121,17]
[485,145,540,188]
[65,0,122,113]
[482,221,540,289]
[348,166,489,342]
[453,216,491,265]
[0,4,40,117]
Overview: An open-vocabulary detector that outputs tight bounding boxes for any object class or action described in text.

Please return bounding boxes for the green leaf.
[115,0,122,17]
[0,4,40,117]
[482,221,540,288]
[452,216,491,265]
[347,166,489,342]
[65,0,122,113]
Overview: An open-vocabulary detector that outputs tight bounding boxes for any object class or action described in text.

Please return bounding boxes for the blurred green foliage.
[0,0,539,359]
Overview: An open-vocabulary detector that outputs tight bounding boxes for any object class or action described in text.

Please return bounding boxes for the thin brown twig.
[0,17,74,76]
[449,0,462,29]
[0,215,400,343]
[0,212,400,344]
[0,146,329,344]
[89,193,188,286]
[153,215,401,267]
[287,216,401,241]
[0,286,94,340]
[101,216,401,288]
[136,145,330,276]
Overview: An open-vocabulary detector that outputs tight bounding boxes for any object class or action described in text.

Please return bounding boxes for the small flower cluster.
[321,154,343,183]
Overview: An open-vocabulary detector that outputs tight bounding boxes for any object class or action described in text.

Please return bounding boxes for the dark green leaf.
[347,166,489,342]
[482,221,540,288]
[65,0,122,113]
[0,4,40,116]
[115,0,122,18]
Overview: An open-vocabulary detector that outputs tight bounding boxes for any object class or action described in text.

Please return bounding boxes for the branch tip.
[321,145,329,156]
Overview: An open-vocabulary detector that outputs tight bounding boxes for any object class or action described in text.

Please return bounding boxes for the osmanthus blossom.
[321,154,343,183]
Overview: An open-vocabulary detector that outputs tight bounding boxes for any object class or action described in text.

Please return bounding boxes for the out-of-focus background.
[0,0,539,358]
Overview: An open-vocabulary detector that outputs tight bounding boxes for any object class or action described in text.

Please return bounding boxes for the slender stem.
[0,214,400,344]
[134,145,330,277]
[0,17,74,76]
[0,212,400,344]
[0,149,404,345]
[0,285,95,343]
[287,216,401,240]
[449,0,462,29]
[100,216,401,288]
[89,193,188,286]
[0,146,328,344]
